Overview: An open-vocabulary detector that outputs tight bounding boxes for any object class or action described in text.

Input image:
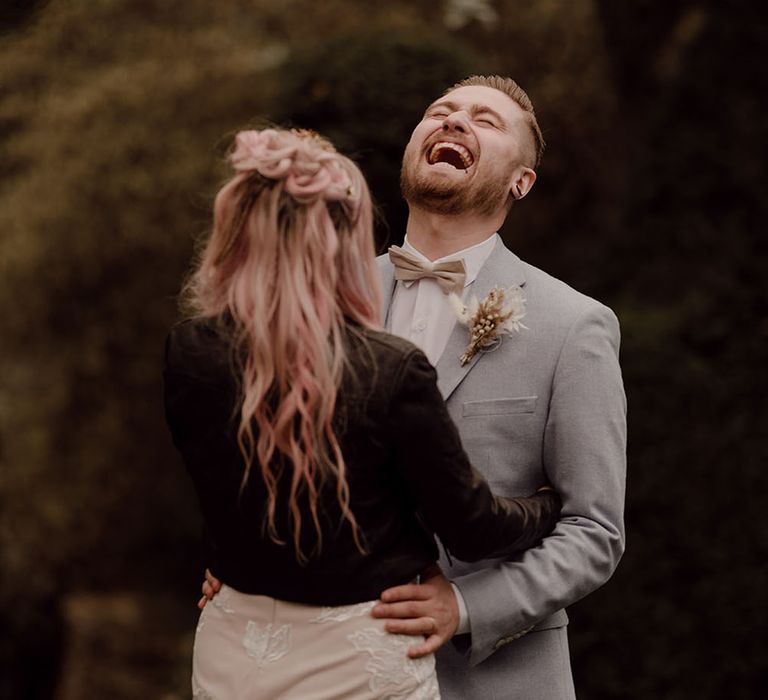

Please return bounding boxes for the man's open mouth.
[427,142,474,170]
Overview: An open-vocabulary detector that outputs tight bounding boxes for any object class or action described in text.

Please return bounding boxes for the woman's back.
[166,313,559,605]
[165,316,497,605]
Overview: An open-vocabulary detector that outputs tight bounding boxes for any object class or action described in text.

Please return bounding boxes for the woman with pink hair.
[163,127,560,699]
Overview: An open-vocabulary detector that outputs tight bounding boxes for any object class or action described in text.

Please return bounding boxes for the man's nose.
[442,111,470,133]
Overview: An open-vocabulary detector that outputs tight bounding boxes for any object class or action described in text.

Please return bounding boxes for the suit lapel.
[377,239,527,401]
[378,257,397,329]
[435,240,527,400]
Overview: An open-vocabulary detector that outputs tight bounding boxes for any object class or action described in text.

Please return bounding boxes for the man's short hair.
[447,75,545,170]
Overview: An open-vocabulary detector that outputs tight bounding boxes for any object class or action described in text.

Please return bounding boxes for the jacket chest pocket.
[462,396,537,417]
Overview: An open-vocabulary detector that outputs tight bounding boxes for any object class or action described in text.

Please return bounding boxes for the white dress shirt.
[388,233,499,365]
[388,232,499,635]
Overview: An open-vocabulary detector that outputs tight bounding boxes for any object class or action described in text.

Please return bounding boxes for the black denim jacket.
[163,317,560,606]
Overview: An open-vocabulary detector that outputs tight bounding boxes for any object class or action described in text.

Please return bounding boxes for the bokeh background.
[1,0,765,698]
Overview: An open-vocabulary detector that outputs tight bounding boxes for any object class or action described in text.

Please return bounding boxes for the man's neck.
[404,205,505,260]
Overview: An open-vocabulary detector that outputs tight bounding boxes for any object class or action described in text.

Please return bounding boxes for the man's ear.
[511,167,537,200]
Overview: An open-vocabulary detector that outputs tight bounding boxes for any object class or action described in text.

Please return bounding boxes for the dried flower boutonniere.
[449,286,527,365]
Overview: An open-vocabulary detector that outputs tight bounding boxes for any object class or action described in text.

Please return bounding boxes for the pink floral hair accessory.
[230,129,353,204]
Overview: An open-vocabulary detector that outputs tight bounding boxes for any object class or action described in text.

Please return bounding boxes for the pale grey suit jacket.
[377,237,626,699]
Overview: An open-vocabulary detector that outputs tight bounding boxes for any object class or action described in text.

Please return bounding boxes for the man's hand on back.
[372,564,459,658]
[199,564,460,658]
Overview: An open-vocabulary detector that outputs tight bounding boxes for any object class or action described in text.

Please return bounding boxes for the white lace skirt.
[192,584,440,699]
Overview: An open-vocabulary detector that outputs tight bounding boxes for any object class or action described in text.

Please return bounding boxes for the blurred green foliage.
[0,0,765,698]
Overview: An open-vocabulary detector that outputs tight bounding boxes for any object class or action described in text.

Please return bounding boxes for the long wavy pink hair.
[185,128,382,562]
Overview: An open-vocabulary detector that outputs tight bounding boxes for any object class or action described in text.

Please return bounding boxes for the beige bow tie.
[388,245,467,295]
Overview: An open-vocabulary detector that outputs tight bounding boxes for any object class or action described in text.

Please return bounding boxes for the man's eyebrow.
[425,99,458,114]
[425,100,507,125]
[472,105,506,123]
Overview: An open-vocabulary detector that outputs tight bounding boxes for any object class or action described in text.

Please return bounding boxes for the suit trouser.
[436,626,576,700]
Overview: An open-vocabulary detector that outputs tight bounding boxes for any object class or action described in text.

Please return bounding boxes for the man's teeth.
[428,142,473,168]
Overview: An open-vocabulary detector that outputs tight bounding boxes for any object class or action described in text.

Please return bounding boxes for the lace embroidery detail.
[191,676,214,700]
[348,628,439,699]
[309,600,377,623]
[242,621,291,667]
[211,586,235,614]
[196,605,208,633]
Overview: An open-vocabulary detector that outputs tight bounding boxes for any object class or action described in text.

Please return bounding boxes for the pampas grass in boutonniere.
[449,286,527,365]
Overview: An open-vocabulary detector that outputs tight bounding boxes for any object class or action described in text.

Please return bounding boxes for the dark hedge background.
[1,1,765,698]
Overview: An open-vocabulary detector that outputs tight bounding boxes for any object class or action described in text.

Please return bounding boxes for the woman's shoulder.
[164,315,234,378]
[168,315,228,343]
[347,326,425,365]
[344,326,435,393]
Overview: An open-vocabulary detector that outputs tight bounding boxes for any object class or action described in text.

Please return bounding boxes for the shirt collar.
[401,233,499,288]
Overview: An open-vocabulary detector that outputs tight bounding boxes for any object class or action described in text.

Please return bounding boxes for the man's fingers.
[200,569,220,607]
[383,617,437,637]
[204,569,221,592]
[204,569,221,591]
[371,601,426,619]
[380,583,431,603]
[407,634,443,659]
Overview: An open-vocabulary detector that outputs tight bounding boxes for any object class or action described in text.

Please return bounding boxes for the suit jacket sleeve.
[453,303,627,666]
[388,348,562,562]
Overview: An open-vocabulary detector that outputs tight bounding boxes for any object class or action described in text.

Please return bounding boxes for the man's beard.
[400,157,511,217]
